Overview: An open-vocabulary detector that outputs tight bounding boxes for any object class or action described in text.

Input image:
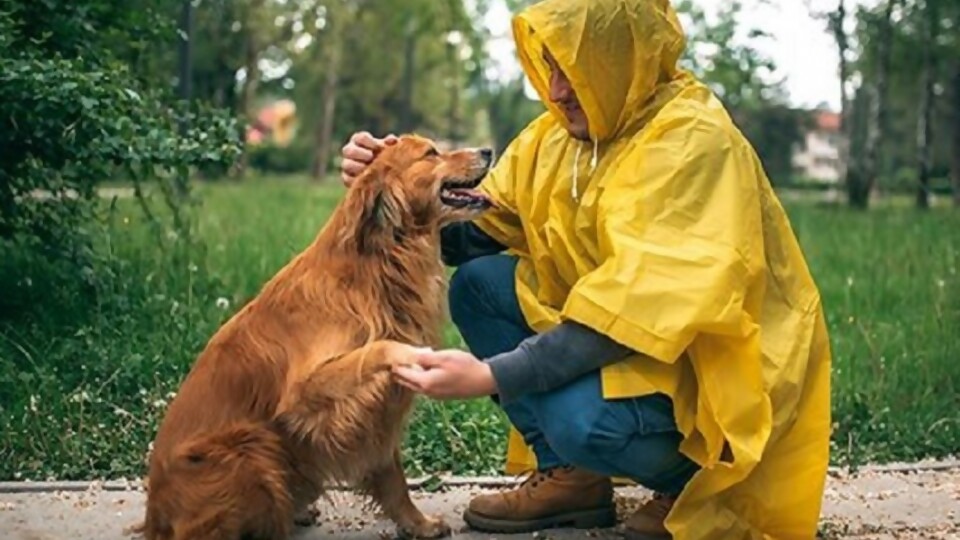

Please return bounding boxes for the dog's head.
[345,135,494,252]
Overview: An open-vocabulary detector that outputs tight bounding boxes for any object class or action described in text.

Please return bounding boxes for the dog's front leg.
[279,339,417,414]
[361,450,450,539]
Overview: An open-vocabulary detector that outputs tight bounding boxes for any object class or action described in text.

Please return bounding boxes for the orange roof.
[256,100,296,128]
[815,111,841,132]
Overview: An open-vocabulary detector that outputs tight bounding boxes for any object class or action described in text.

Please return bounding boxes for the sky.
[481,0,877,112]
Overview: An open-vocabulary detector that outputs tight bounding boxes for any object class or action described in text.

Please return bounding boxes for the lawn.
[0,177,957,481]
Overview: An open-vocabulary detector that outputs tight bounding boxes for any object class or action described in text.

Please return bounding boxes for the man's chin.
[565,126,591,140]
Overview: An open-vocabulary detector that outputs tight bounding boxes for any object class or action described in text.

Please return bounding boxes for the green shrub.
[248,137,316,175]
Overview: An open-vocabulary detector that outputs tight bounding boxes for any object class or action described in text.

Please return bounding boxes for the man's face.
[544,49,589,140]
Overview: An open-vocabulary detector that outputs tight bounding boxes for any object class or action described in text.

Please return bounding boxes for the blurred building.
[246,99,297,147]
[792,110,845,184]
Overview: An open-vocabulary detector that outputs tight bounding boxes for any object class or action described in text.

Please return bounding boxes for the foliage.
[677,0,784,110]
[676,0,807,183]
[2,180,958,481]
[0,0,241,258]
[482,76,545,156]
[2,0,957,485]
[816,0,960,207]
[0,0,241,480]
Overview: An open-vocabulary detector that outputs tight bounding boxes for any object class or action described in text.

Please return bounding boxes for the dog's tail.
[163,423,295,539]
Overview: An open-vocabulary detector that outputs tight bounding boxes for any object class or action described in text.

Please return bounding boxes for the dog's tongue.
[449,188,495,207]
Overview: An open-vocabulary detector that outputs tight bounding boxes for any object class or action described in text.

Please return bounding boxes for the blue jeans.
[449,254,698,496]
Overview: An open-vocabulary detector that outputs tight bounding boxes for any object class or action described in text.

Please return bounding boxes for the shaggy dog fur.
[137,135,494,540]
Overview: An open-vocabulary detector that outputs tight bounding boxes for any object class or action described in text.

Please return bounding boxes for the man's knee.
[448,254,517,327]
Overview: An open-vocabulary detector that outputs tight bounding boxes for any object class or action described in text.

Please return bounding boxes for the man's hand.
[340,131,398,186]
[391,348,497,400]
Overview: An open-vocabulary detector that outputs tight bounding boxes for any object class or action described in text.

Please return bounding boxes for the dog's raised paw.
[397,515,451,539]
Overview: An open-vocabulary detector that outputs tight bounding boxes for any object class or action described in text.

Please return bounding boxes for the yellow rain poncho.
[472,0,833,538]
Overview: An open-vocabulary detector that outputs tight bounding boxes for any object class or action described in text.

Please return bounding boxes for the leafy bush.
[0,0,242,476]
[248,137,316,175]
[0,0,241,255]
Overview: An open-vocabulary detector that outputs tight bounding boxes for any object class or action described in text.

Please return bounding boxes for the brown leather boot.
[621,492,676,540]
[463,465,616,533]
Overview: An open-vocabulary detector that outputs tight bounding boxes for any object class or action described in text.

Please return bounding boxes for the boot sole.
[462,506,617,534]
[622,531,672,540]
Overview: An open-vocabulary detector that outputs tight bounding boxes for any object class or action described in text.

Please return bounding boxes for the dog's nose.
[479,148,494,163]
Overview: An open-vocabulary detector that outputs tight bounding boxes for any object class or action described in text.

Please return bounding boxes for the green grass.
[0,177,957,481]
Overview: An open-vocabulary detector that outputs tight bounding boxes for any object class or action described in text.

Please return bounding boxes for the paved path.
[1,466,957,539]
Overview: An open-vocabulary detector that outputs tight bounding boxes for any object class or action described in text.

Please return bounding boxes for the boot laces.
[516,465,573,490]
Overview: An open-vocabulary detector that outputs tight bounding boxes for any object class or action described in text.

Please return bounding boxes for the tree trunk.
[915,0,938,210]
[853,0,897,209]
[235,0,264,178]
[446,42,461,143]
[311,14,343,182]
[177,0,193,121]
[398,19,418,133]
[830,0,859,203]
[174,0,194,195]
[952,61,960,208]
[313,39,343,182]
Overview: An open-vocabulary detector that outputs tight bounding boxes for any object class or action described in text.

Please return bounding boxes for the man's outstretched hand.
[391,348,497,400]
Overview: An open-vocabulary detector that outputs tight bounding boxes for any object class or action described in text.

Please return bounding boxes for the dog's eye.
[423,148,439,159]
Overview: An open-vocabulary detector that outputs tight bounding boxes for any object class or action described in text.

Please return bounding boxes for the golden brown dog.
[138,135,494,540]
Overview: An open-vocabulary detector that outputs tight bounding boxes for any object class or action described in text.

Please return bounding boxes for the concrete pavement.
[1,464,957,539]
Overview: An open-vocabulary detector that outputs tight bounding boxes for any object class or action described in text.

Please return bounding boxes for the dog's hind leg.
[360,449,451,539]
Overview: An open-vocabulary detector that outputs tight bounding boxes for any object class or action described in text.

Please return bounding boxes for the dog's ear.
[355,174,403,254]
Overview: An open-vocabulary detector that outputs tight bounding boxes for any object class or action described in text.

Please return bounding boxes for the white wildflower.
[215,297,230,310]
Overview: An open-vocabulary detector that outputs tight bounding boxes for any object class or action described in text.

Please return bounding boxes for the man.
[340,1,832,538]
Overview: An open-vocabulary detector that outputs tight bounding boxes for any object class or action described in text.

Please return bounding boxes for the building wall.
[792,128,844,183]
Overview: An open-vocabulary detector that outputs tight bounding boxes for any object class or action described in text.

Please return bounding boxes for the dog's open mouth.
[440,181,494,209]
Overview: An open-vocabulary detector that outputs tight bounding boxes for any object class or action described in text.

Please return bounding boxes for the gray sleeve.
[485,320,636,405]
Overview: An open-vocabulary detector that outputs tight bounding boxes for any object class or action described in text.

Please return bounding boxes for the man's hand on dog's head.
[341,131,398,186]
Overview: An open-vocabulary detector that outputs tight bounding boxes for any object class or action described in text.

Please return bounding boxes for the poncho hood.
[512,0,687,141]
